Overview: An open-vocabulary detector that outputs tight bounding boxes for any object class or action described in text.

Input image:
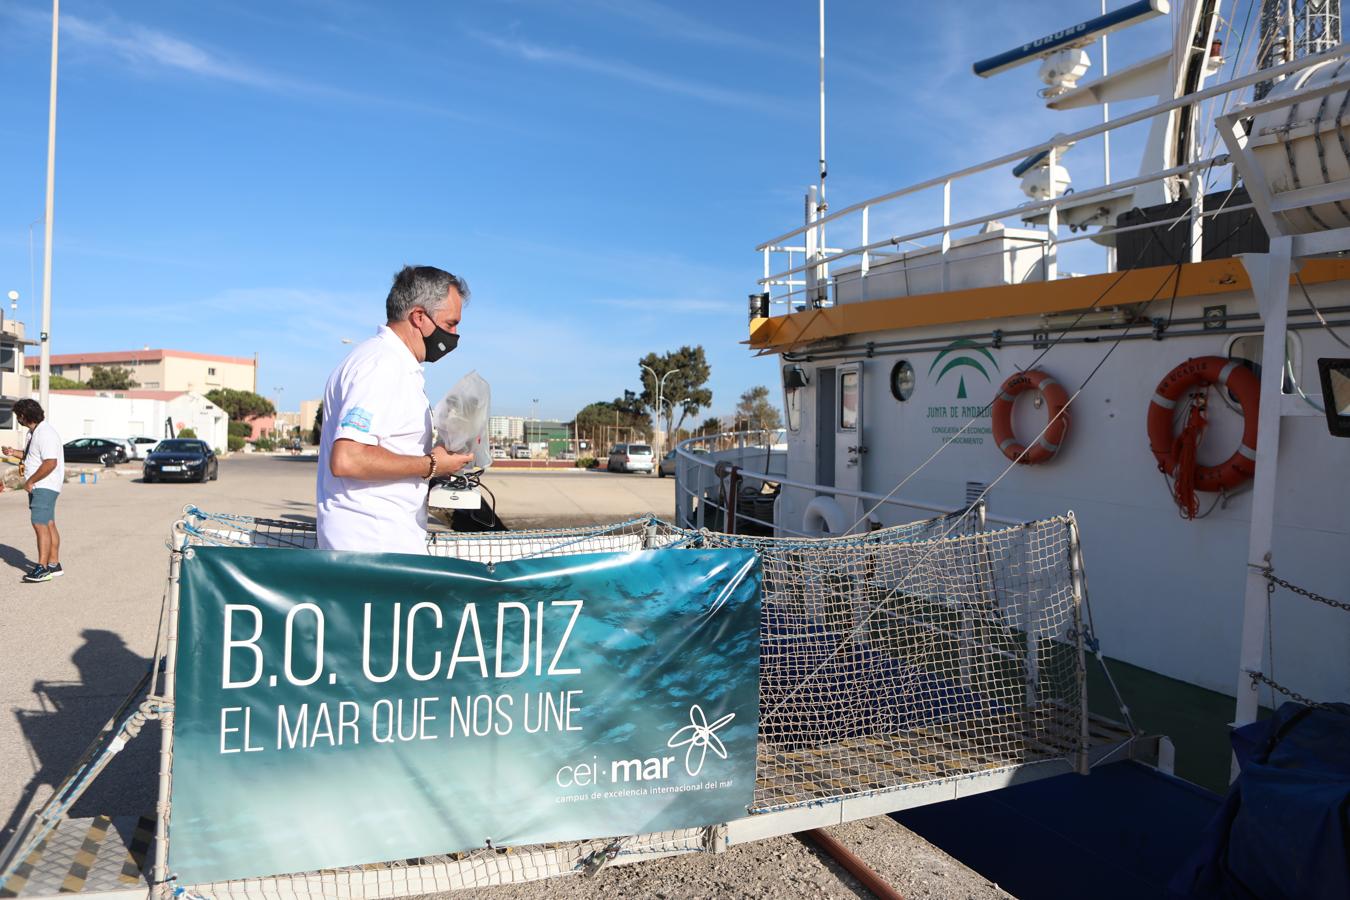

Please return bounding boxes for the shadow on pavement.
[0,542,35,574]
[3,630,159,843]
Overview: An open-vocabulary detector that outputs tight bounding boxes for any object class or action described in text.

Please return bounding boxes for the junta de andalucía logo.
[928,338,999,399]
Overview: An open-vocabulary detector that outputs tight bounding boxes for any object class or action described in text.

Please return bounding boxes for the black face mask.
[423,326,459,363]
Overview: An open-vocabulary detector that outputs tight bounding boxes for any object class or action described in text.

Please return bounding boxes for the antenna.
[818,0,827,204]
[1256,0,1343,99]
[972,0,1169,80]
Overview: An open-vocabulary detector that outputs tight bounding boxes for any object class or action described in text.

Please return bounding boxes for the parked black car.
[143,439,218,483]
[63,438,128,466]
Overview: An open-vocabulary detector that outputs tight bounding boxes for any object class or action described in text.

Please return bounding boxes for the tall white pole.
[1232,237,1293,758]
[817,0,828,303]
[39,0,59,411]
[818,0,826,204]
[1101,0,1115,272]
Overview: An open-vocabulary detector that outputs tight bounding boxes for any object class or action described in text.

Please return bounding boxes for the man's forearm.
[26,460,56,488]
[330,440,429,481]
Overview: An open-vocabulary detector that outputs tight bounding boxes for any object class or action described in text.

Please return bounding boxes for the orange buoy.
[1147,356,1260,499]
[991,369,1071,465]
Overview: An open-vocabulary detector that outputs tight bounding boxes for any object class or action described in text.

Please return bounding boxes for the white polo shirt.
[316,326,433,554]
[23,420,65,493]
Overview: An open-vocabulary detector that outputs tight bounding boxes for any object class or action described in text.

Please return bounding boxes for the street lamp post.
[37,0,60,412]
[640,366,680,473]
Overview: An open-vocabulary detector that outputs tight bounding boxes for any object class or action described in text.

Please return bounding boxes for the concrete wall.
[162,356,254,393]
[299,399,321,436]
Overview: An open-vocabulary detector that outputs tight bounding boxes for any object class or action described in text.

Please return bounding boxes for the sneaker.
[46,563,63,578]
[22,565,51,583]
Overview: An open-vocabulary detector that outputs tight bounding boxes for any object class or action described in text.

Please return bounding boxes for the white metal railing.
[756,46,1350,311]
[673,431,1016,537]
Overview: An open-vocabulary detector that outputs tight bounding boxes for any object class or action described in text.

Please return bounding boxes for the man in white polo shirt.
[316,265,474,554]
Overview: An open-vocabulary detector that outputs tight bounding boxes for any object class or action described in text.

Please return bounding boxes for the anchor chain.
[1246,670,1331,711]
[1255,566,1350,613]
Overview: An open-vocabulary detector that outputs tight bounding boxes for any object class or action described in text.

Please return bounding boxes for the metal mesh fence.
[162,507,1084,895]
[702,514,1084,811]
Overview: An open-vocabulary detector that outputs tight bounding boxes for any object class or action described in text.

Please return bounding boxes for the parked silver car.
[658,446,707,477]
[607,443,654,473]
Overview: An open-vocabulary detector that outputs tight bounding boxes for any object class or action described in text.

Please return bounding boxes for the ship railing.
[673,430,1017,537]
[755,45,1349,312]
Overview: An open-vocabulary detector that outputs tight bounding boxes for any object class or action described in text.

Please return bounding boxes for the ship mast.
[1255,0,1342,98]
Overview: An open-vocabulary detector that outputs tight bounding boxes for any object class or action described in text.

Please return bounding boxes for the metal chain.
[1247,670,1331,710]
[1257,566,1350,613]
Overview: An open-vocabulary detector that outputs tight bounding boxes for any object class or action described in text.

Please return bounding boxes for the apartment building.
[25,349,256,393]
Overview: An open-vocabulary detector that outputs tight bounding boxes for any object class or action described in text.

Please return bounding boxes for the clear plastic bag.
[433,370,492,469]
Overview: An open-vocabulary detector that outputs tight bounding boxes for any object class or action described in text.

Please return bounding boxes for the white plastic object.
[433,371,493,469]
[428,485,483,510]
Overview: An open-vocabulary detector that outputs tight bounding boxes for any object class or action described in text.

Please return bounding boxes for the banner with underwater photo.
[168,545,761,884]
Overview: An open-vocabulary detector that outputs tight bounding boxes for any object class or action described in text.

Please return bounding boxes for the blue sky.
[0,0,1178,420]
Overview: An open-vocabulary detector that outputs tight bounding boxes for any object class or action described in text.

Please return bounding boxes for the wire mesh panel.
[180,508,689,562]
[701,513,1084,811]
[178,829,710,899]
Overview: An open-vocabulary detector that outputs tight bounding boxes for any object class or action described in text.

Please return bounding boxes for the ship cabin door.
[835,364,865,528]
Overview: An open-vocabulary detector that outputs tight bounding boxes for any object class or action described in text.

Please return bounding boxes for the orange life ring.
[991,369,1071,465]
[1147,356,1260,492]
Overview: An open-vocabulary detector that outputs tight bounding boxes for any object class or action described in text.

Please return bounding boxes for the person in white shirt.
[316,266,474,554]
[2,398,66,583]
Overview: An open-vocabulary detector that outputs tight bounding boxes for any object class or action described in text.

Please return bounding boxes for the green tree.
[698,416,723,436]
[735,386,782,436]
[637,346,712,437]
[205,388,276,421]
[310,402,324,445]
[88,365,139,390]
[177,427,198,438]
[33,374,87,390]
[573,399,650,450]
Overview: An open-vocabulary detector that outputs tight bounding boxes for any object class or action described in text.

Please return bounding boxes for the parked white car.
[607,443,654,474]
[95,438,138,462]
[127,436,160,459]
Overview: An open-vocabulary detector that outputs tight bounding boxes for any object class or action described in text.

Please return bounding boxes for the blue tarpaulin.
[1169,702,1350,900]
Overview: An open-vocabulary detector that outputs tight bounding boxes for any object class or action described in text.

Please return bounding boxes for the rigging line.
[766,262,1188,726]
[1294,271,1350,349]
[1197,0,1259,164]
[842,152,1251,535]
[841,228,1161,534]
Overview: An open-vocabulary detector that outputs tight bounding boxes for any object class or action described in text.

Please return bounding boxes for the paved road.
[0,455,674,842]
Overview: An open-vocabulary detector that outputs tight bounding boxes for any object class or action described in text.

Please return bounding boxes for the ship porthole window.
[890,360,915,401]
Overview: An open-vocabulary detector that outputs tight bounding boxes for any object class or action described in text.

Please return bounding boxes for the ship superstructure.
[676,0,1350,785]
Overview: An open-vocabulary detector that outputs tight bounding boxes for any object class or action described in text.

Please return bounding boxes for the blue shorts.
[29,488,58,525]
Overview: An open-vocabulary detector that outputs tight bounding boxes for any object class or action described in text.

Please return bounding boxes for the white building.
[0,312,35,449]
[488,415,525,443]
[46,390,229,452]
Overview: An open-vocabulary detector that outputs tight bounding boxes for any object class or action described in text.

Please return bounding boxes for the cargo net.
[700,514,1085,811]
[178,508,691,560]
[166,507,1085,894]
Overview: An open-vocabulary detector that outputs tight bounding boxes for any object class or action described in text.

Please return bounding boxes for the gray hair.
[385,265,470,323]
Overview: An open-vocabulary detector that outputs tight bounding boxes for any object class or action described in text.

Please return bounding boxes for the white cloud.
[468,30,786,114]
[0,6,470,120]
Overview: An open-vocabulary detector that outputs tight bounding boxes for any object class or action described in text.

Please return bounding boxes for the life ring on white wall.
[802,496,850,537]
